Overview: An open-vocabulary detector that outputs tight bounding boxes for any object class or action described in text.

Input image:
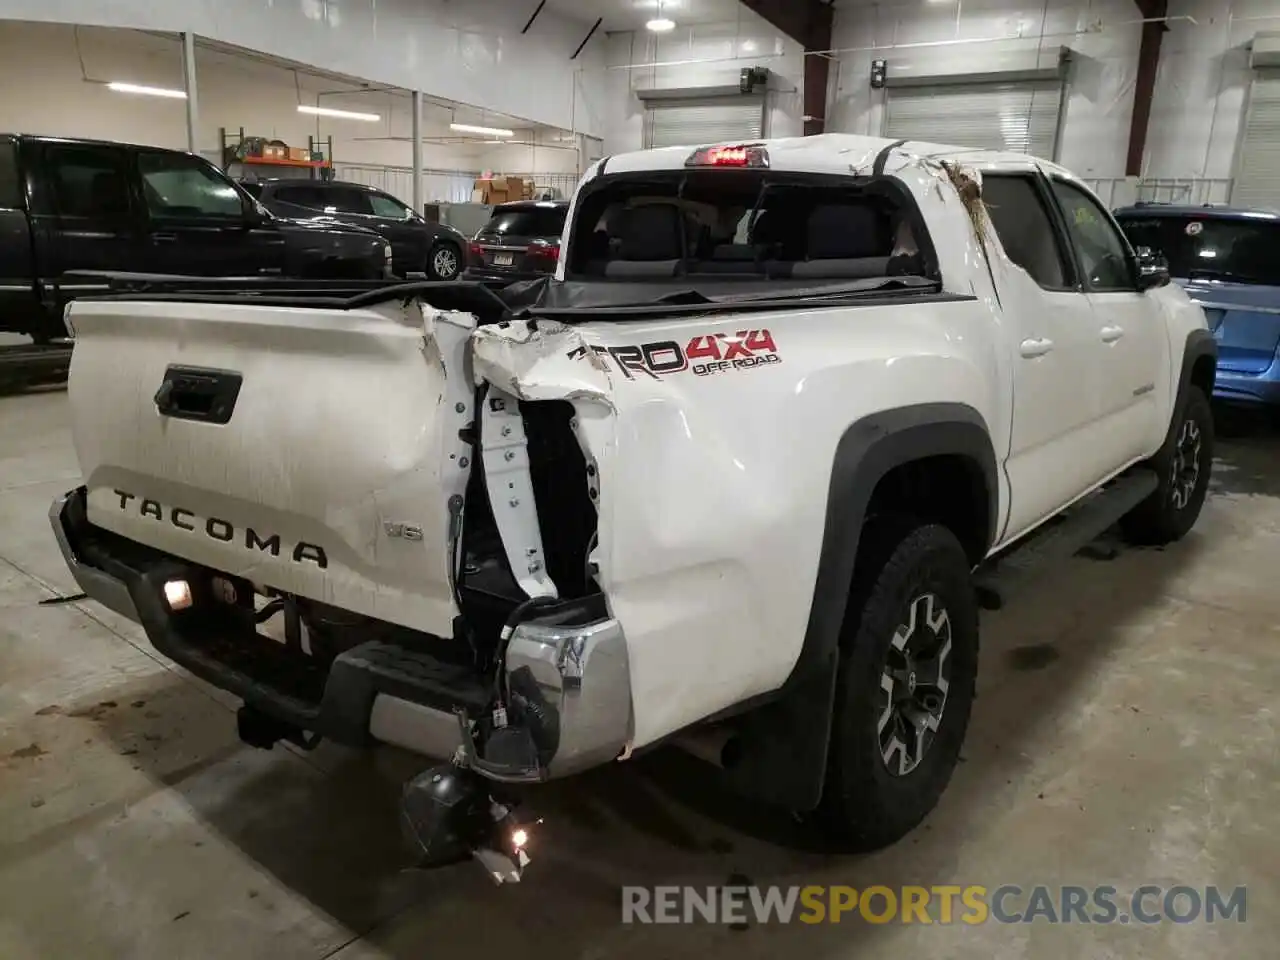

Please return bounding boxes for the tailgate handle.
[154,366,243,425]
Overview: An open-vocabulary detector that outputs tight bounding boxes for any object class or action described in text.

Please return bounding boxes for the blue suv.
[1115,203,1280,407]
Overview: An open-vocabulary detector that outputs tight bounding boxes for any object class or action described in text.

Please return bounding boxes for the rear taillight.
[527,242,560,262]
[468,242,484,261]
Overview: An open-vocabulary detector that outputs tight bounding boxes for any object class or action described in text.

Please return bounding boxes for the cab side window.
[981,174,1072,289]
[1050,180,1135,292]
[323,187,375,216]
[45,144,132,219]
[138,153,244,220]
[273,185,327,210]
[369,192,412,219]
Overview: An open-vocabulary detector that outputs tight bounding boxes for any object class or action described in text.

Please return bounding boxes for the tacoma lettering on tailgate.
[113,489,329,568]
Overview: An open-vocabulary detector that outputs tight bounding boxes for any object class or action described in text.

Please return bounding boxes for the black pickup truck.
[0,134,392,342]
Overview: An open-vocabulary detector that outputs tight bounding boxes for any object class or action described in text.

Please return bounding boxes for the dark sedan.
[242,179,469,280]
[463,200,569,287]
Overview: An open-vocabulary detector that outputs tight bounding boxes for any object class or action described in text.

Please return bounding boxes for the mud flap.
[719,652,839,811]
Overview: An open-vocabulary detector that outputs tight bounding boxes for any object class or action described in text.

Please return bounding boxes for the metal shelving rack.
[218,126,334,182]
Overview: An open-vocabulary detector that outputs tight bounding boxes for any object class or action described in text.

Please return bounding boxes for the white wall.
[471,130,584,178]
[829,0,1143,179]
[0,0,609,138]
[0,22,579,203]
[1145,0,1280,182]
[600,12,805,156]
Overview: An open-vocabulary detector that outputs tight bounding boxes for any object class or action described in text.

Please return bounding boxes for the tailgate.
[65,298,474,636]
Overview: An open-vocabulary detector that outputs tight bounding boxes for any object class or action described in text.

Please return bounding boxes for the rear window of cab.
[564,164,936,284]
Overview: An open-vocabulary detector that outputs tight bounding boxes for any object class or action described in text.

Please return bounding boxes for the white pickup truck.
[51,135,1215,860]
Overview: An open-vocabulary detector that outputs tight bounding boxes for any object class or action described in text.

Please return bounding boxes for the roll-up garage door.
[1232,68,1280,208]
[883,80,1063,158]
[644,96,765,150]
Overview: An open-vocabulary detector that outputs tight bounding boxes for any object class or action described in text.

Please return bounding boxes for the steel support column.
[1126,0,1168,176]
[181,31,200,155]
[412,90,423,216]
[738,0,833,135]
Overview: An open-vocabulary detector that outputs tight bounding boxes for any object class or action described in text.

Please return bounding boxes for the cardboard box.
[262,144,286,160]
[288,146,310,162]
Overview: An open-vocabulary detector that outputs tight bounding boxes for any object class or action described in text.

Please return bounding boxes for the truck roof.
[599,133,1082,183]
[0,133,196,157]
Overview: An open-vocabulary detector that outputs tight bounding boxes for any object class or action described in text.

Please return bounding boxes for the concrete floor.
[0,387,1277,959]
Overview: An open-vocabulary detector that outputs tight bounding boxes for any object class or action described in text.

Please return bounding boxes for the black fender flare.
[722,403,998,811]
[1176,328,1217,411]
[1153,328,1217,456]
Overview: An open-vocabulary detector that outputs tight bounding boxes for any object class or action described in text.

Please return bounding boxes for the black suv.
[464,200,569,287]
[0,134,392,342]
[242,179,469,280]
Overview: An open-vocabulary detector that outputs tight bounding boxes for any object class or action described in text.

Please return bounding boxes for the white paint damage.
[470,318,614,408]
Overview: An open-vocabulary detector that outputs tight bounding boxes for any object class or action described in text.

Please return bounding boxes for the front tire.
[1121,385,1213,545]
[817,518,978,852]
[428,243,461,281]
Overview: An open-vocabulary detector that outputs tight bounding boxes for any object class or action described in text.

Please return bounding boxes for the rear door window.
[272,185,327,209]
[482,207,567,238]
[981,175,1073,289]
[138,152,244,220]
[317,187,374,216]
[44,143,133,219]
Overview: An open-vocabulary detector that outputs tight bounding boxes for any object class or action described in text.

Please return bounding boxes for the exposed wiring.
[492,595,560,705]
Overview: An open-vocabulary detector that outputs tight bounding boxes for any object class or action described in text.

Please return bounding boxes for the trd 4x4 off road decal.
[568,329,780,380]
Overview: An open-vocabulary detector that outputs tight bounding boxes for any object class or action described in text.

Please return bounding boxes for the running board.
[975,469,1158,610]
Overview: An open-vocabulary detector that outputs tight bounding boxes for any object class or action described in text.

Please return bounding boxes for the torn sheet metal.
[480,386,558,600]
[471,319,615,408]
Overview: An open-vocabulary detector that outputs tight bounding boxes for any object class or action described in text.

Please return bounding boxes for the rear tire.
[817,518,978,852]
[1121,385,1213,546]
[428,242,461,281]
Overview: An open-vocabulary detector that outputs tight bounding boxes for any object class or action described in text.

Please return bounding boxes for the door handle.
[1100,325,1125,343]
[1020,337,1055,359]
[152,232,178,243]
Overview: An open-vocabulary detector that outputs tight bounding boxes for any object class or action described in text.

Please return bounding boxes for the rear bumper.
[50,488,632,779]
[1214,360,1280,406]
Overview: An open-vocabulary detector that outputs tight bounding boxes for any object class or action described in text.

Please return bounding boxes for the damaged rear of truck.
[52,136,1021,860]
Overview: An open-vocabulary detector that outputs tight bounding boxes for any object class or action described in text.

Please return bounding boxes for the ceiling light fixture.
[107,82,187,99]
[450,122,515,137]
[646,17,676,32]
[297,104,381,122]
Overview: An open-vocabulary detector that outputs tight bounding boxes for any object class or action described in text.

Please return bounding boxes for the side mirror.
[1135,246,1171,290]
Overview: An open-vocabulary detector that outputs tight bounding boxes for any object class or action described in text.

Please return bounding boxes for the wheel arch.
[720,402,997,811]
[1169,328,1217,447]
